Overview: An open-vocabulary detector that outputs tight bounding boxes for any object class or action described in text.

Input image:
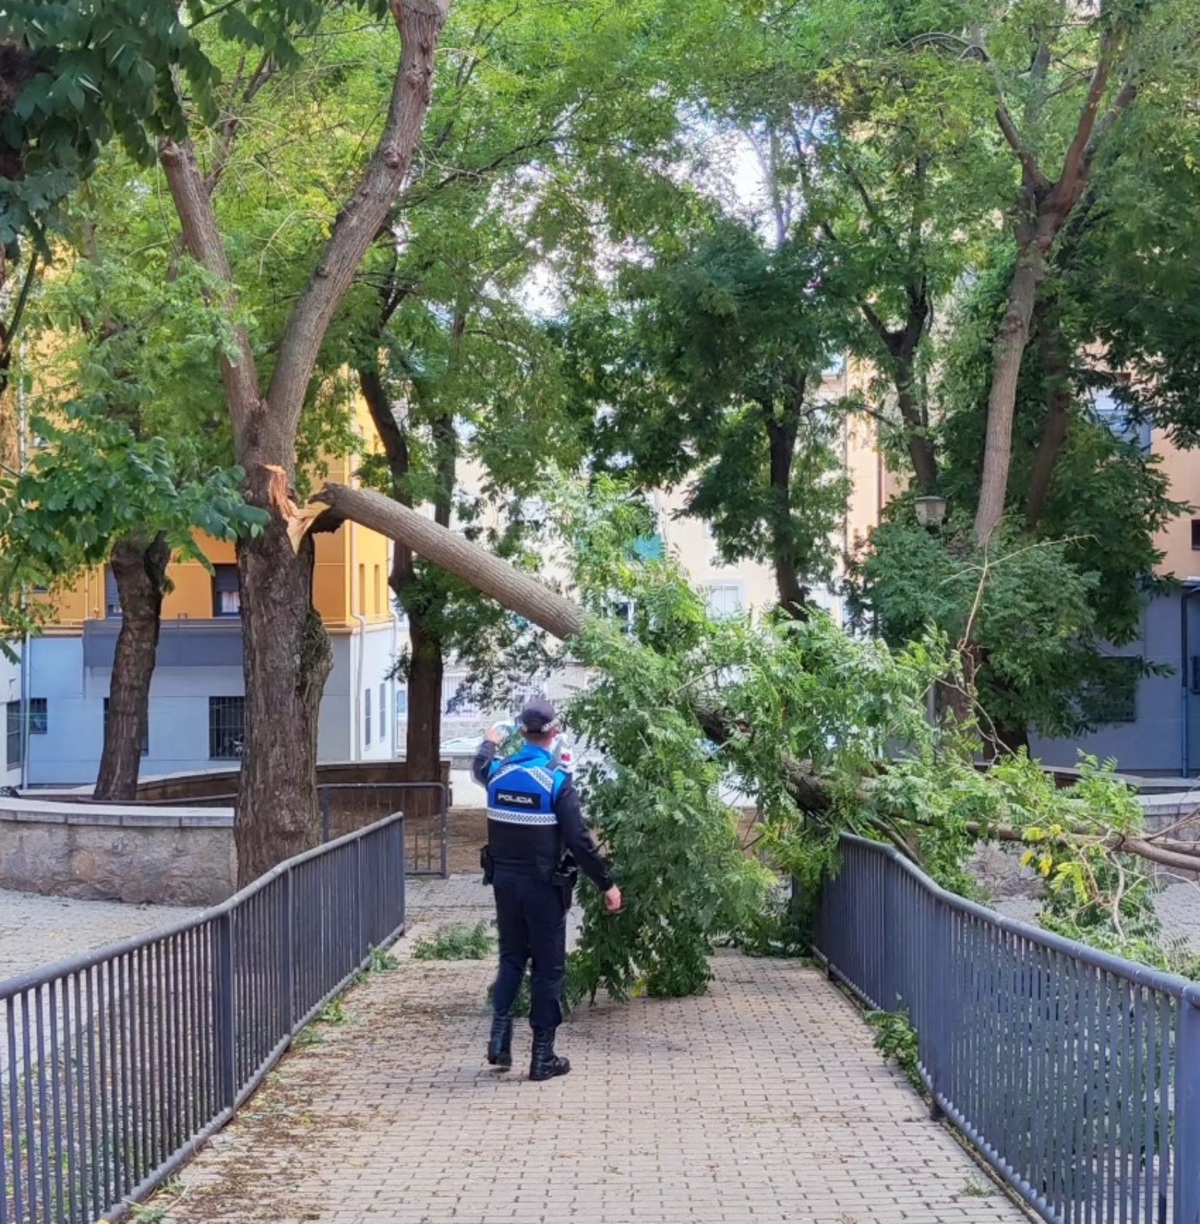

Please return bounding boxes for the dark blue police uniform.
[472,710,613,1080]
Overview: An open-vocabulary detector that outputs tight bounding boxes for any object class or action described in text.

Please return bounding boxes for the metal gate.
[318,783,449,877]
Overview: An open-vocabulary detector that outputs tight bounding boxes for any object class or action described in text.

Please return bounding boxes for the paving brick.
[156,875,1033,1224]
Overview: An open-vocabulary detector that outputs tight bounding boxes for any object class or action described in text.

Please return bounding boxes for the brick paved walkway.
[152,878,1030,1224]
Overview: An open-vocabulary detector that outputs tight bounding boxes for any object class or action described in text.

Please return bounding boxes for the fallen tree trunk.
[305,483,585,639]
[979,823,1200,877]
[294,481,1200,873]
[296,483,835,814]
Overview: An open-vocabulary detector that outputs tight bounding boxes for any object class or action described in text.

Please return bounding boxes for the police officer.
[473,698,621,1080]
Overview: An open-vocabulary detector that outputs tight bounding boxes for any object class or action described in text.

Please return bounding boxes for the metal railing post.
[439,783,449,879]
[398,815,407,930]
[214,913,236,1111]
[927,896,952,1120]
[281,869,295,1034]
[1176,989,1200,1224]
[882,860,898,1012]
[354,836,365,959]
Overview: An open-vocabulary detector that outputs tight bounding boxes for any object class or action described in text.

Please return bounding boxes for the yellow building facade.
[24,411,407,787]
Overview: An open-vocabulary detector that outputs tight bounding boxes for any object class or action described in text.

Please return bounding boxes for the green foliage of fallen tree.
[301,476,1200,995]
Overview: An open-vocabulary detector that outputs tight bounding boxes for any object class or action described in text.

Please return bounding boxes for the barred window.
[28,698,47,735]
[103,698,148,755]
[6,701,21,770]
[209,697,245,759]
[364,687,372,746]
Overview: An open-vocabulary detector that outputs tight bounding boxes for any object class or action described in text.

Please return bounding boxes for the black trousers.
[491,867,566,1030]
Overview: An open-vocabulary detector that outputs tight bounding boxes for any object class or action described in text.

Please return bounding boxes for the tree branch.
[1084,79,1138,169]
[262,0,451,465]
[204,51,278,196]
[1054,32,1118,199]
[967,24,1050,192]
[158,138,262,453]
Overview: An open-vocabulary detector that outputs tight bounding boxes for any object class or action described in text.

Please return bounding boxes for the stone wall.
[2,760,457,905]
[0,800,235,906]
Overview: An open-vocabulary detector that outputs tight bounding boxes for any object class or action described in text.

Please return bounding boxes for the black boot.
[529,1027,570,1081]
[487,1013,513,1070]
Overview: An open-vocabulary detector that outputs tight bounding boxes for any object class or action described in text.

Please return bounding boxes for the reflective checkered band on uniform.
[491,763,555,794]
[486,807,558,826]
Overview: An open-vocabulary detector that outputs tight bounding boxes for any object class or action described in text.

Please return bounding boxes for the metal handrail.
[0,814,406,1224]
[814,833,1200,1224]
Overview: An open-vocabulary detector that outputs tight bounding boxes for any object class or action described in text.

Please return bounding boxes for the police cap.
[518,698,557,733]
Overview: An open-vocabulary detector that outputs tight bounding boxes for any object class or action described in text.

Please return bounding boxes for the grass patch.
[412,921,495,961]
[865,1008,921,1091]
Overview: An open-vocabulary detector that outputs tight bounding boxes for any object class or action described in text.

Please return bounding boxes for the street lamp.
[914,494,948,531]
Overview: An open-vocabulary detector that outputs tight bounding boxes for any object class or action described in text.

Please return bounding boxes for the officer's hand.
[484,727,505,745]
[603,885,622,913]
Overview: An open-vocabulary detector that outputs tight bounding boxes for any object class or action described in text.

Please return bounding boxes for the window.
[213,565,240,617]
[1191,519,1200,551]
[105,567,122,618]
[6,701,21,770]
[379,683,386,743]
[209,697,245,759]
[705,583,744,620]
[358,564,366,615]
[444,676,481,716]
[28,698,47,735]
[396,688,408,718]
[373,566,382,616]
[1092,391,1151,452]
[364,687,372,745]
[103,698,149,755]
[608,598,636,632]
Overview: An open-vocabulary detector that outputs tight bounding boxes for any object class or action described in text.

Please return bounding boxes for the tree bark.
[403,410,456,779]
[159,0,450,881]
[860,282,935,495]
[308,484,586,639]
[1024,297,1073,532]
[94,533,170,801]
[973,34,1135,545]
[359,363,455,784]
[975,243,1047,543]
[763,384,807,619]
[405,610,444,779]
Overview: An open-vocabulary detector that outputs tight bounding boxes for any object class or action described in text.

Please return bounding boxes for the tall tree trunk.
[159,0,449,881]
[975,243,1046,542]
[94,533,169,800]
[405,608,444,779]
[973,32,1135,544]
[402,410,456,779]
[860,277,935,495]
[360,364,453,783]
[1024,296,1073,532]
[764,386,807,619]
[236,467,333,882]
[894,354,937,495]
